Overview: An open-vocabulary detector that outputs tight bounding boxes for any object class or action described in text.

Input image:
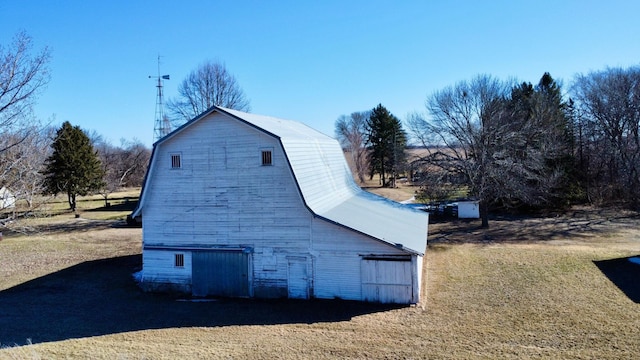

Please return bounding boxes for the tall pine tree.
[43,121,104,211]
[366,104,406,187]
[506,73,576,208]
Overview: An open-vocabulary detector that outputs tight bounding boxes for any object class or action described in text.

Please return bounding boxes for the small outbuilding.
[0,187,16,210]
[131,106,428,304]
[457,201,480,219]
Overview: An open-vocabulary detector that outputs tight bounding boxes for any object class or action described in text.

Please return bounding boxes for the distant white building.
[131,106,429,304]
[457,201,479,219]
[0,187,16,210]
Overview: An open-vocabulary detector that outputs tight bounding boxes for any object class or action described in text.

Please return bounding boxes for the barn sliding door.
[192,250,249,297]
[361,258,412,303]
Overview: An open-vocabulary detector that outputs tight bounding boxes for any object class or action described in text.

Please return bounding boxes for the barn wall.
[142,113,311,247]
[310,218,411,302]
[141,249,192,293]
[141,113,314,296]
[414,254,423,302]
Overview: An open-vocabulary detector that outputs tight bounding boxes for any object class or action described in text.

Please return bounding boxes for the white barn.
[131,106,428,304]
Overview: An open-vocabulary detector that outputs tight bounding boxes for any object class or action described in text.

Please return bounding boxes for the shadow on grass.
[428,207,640,245]
[594,256,640,304]
[85,198,138,212]
[2,219,128,237]
[0,255,403,346]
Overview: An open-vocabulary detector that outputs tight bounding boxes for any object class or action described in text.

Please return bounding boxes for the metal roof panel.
[219,107,428,255]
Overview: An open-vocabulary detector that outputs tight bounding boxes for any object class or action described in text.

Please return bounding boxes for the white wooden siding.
[143,114,311,247]
[361,259,412,303]
[313,253,362,300]
[310,218,410,301]
[414,255,423,302]
[142,113,314,295]
[142,249,191,285]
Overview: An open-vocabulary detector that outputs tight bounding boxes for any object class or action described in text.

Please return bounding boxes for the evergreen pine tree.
[366,104,407,187]
[43,121,105,211]
[503,73,575,208]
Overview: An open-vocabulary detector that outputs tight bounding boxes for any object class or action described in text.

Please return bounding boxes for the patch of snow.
[629,257,640,265]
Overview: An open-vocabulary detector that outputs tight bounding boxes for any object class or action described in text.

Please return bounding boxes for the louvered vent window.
[174,253,184,268]
[261,150,272,166]
[171,154,181,169]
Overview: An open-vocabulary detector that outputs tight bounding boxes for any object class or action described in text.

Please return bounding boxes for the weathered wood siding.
[141,112,313,296]
[141,249,192,292]
[310,218,411,301]
[361,259,412,303]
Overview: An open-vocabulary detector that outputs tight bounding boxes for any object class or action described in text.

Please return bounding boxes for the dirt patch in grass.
[0,206,639,359]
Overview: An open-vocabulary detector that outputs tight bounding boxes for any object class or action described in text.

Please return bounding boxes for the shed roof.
[134,106,428,255]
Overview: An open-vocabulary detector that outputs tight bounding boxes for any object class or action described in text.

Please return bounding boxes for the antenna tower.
[150,56,170,142]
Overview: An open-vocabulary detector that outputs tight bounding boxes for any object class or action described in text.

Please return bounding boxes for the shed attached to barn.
[131,106,428,304]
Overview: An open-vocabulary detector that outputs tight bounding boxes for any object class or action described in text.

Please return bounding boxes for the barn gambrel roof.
[133,106,428,255]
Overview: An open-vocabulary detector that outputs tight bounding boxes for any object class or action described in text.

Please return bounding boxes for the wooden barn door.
[192,250,250,297]
[287,257,309,299]
[361,258,412,303]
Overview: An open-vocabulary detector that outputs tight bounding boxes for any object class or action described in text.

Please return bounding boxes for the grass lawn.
[0,196,639,359]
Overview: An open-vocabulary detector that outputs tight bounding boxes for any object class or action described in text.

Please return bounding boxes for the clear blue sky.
[2,1,639,147]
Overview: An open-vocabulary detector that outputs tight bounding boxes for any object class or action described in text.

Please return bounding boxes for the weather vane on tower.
[149,56,170,142]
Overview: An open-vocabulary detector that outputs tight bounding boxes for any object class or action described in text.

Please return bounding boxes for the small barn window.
[261,150,272,166]
[174,253,184,268]
[171,153,182,169]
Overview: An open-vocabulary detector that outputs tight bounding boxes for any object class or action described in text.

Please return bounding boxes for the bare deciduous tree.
[572,66,640,206]
[95,137,151,207]
[408,76,507,226]
[0,31,50,140]
[0,31,51,221]
[335,111,370,184]
[409,74,569,227]
[0,126,52,213]
[167,60,251,125]
[118,140,151,188]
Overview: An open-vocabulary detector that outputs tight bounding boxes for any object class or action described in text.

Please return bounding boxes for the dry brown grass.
[361,176,418,202]
[0,198,639,359]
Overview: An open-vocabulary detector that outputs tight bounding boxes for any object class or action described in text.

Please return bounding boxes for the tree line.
[1,119,151,215]
[1,31,255,220]
[4,31,639,226]
[337,68,640,227]
[0,32,151,217]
